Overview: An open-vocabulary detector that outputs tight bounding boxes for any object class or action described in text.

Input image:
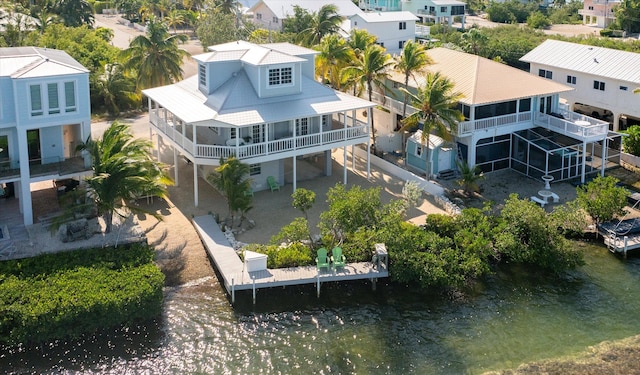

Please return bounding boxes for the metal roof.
[248,0,362,19]
[352,11,418,23]
[0,47,88,78]
[198,41,306,65]
[520,39,640,84]
[388,47,573,106]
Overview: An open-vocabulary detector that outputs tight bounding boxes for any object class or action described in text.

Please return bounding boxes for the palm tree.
[461,28,487,55]
[342,44,394,150]
[402,71,464,179]
[206,157,253,227]
[54,0,94,27]
[79,122,173,233]
[297,4,343,47]
[34,11,59,34]
[215,0,240,15]
[394,39,432,118]
[347,29,377,60]
[456,159,484,196]
[121,18,188,90]
[92,63,139,116]
[315,34,352,89]
[165,8,185,34]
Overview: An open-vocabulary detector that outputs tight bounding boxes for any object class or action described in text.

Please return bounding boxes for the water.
[3,242,640,374]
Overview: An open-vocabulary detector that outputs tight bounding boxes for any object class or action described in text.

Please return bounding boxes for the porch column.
[601,137,608,177]
[193,162,199,207]
[292,156,297,192]
[351,145,355,171]
[17,128,33,225]
[612,112,621,131]
[173,145,179,187]
[324,150,332,176]
[581,140,587,183]
[156,134,161,161]
[343,145,347,184]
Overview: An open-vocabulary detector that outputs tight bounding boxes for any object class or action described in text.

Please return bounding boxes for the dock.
[192,215,389,304]
[598,218,640,258]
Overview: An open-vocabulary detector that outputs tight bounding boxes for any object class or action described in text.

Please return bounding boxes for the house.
[142,41,375,206]
[520,40,640,132]
[248,0,362,31]
[0,47,92,225]
[348,11,419,55]
[377,47,619,183]
[578,0,620,28]
[359,0,466,28]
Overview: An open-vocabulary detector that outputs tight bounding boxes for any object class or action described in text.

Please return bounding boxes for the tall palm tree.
[54,0,94,27]
[394,40,432,118]
[342,44,394,150]
[121,18,188,90]
[402,71,464,179]
[298,4,343,47]
[346,28,376,60]
[207,157,253,227]
[79,122,173,233]
[92,63,139,116]
[215,0,240,16]
[315,34,352,89]
[165,8,185,34]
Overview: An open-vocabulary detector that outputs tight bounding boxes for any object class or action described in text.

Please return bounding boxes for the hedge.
[0,244,164,346]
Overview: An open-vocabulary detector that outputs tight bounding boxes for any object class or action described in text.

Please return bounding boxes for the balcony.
[150,112,370,163]
[0,156,90,182]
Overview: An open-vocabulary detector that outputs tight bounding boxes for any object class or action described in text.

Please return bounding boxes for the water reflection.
[2,244,640,374]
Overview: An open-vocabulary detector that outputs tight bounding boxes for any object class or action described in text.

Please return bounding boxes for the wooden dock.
[603,232,640,258]
[192,215,389,303]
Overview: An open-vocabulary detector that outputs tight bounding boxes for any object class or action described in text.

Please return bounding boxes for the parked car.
[573,103,613,120]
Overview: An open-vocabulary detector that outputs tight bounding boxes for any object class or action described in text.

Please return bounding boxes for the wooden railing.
[150,111,369,161]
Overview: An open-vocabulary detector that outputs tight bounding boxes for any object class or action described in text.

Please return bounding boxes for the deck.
[598,218,640,257]
[192,215,389,304]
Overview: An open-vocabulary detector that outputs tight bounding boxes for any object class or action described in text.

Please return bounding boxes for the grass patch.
[0,243,164,346]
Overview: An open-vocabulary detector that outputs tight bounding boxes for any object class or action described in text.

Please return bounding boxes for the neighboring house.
[348,11,419,55]
[0,47,92,225]
[578,0,620,28]
[248,0,362,31]
[360,0,466,28]
[520,39,640,131]
[142,41,375,205]
[375,47,619,183]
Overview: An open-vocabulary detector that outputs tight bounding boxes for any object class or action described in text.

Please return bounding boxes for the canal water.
[3,242,640,374]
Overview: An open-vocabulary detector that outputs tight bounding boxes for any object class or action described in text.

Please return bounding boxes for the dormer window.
[268,67,292,86]
[199,64,206,86]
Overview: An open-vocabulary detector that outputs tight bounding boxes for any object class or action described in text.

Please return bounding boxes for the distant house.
[578,0,620,28]
[0,47,92,225]
[520,39,640,131]
[359,0,466,28]
[348,11,418,55]
[142,41,374,205]
[373,47,619,183]
[248,0,362,31]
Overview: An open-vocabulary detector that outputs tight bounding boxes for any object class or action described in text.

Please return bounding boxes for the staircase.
[437,169,456,180]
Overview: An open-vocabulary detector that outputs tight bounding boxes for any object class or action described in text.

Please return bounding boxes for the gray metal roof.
[0,47,88,78]
[520,39,640,84]
[249,0,362,19]
[199,41,306,65]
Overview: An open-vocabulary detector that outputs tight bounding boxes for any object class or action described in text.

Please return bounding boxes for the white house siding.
[350,14,416,55]
[251,3,280,31]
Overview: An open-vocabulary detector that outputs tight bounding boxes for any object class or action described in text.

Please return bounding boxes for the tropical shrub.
[0,244,164,346]
[575,176,629,224]
[622,125,640,156]
[243,243,314,268]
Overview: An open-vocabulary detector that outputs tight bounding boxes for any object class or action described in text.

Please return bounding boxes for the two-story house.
[249,0,362,31]
[142,41,375,207]
[348,11,419,54]
[578,0,619,28]
[360,0,466,28]
[520,40,640,132]
[0,47,92,225]
[375,47,618,184]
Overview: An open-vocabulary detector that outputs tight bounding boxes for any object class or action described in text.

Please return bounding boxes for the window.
[399,40,405,49]
[519,98,531,112]
[620,86,628,91]
[252,125,264,143]
[249,164,261,176]
[416,145,422,157]
[392,81,401,89]
[538,69,552,79]
[588,5,594,10]
[429,6,435,12]
[47,83,60,114]
[198,64,206,86]
[272,17,278,23]
[296,118,308,136]
[64,82,76,112]
[268,67,292,86]
[208,126,218,134]
[230,128,237,139]
[399,22,406,30]
[440,6,447,12]
[593,80,605,91]
[376,42,384,47]
[256,13,262,20]
[322,115,329,128]
[30,85,43,116]
[566,75,576,84]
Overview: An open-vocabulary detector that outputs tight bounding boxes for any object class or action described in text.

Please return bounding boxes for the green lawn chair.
[331,247,346,269]
[316,248,330,270]
[267,176,280,192]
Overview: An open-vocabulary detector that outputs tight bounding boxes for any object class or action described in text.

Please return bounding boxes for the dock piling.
[317,274,320,298]
[231,277,235,304]
[252,279,256,305]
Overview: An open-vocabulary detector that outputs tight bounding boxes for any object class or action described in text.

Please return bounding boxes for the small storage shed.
[405,131,455,178]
